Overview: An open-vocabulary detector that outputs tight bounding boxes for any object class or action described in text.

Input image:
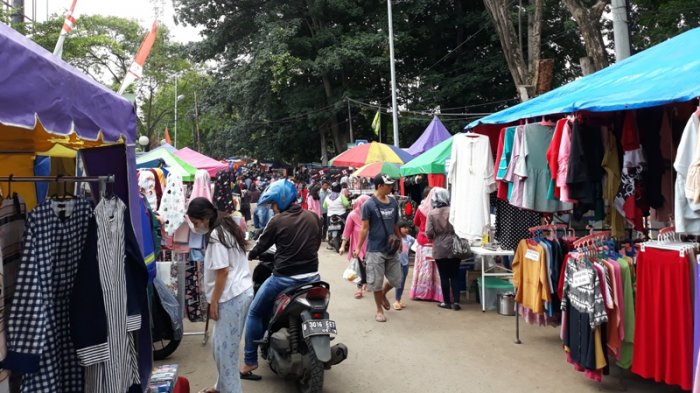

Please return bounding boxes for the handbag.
[372,197,402,255]
[452,234,472,259]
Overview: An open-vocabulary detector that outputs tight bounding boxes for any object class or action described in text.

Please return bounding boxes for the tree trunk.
[483,0,543,101]
[562,0,610,72]
[483,0,528,88]
[321,74,346,153]
[320,124,328,166]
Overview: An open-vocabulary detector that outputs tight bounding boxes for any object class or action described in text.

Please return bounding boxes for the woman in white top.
[323,183,350,218]
[187,197,254,393]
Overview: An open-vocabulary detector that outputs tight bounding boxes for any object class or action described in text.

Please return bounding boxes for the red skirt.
[632,247,693,391]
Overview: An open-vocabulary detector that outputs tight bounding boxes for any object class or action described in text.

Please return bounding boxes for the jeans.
[254,205,273,229]
[395,264,409,301]
[213,288,253,393]
[435,258,461,304]
[243,273,320,366]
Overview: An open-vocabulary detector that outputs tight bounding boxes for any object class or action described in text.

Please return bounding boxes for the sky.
[23,0,203,43]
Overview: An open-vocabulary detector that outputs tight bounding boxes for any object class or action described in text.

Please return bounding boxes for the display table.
[471,247,515,312]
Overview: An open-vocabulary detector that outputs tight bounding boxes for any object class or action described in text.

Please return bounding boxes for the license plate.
[302,320,337,338]
[328,225,341,231]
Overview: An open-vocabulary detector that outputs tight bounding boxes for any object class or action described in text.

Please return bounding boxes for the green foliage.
[629,0,700,50]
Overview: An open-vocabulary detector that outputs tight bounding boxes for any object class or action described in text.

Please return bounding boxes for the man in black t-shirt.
[355,174,402,323]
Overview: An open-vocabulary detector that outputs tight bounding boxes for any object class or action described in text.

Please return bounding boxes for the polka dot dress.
[495,199,542,251]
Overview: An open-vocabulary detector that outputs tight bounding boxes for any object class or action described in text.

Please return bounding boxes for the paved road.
[162,246,685,393]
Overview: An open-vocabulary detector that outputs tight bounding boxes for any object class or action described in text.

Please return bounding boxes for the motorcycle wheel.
[298,347,325,393]
[152,337,181,360]
[331,236,341,253]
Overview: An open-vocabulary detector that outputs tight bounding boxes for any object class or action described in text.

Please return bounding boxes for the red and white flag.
[118,21,158,95]
[53,0,78,58]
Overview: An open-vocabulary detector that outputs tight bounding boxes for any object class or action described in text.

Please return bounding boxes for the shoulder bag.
[372,197,402,255]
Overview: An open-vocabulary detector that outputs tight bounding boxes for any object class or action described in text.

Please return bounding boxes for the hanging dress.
[448,134,495,240]
[84,198,140,393]
[6,198,93,393]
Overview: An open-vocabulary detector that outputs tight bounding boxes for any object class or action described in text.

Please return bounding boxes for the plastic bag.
[342,258,361,284]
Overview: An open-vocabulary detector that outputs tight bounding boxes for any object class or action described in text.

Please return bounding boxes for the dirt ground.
[158,246,686,393]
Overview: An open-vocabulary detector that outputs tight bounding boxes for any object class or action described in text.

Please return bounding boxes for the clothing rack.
[0,175,115,196]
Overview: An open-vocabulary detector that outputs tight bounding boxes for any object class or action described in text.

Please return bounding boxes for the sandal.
[354,288,363,299]
[393,301,402,310]
[375,313,387,322]
[382,298,390,310]
[240,371,262,381]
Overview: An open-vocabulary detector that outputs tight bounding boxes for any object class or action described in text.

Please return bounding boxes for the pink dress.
[343,211,367,261]
[306,195,322,218]
[557,120,576,203]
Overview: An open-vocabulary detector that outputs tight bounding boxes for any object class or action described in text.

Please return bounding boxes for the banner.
[118,21,158,95]
[53,0,78,58]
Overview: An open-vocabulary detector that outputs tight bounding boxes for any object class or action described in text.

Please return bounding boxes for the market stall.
[175,147,227,177]
[406,115,451,156]
[137,146,197,182]
[463,26,700,392]
[0,22,152,391]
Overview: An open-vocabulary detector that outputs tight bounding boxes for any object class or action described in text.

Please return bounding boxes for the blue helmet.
[258,179,297,211]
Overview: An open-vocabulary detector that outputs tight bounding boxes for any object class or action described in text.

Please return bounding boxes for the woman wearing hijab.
[339,195,371,299]
[425,187,461,310]
[409,187,444,302]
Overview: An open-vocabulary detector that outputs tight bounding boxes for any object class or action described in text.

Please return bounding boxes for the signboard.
[355,139,368,145]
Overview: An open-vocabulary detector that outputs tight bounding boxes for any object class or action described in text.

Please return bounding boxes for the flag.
[118,21,158,95]
[371,109,381,136]
[53,0,78,58]
[164,127,172,145]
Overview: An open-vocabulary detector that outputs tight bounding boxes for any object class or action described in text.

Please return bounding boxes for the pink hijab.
[418,187,436,217]
[351,195,371,225]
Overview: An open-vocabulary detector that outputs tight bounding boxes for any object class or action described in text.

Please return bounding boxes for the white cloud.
[27,0,202,43]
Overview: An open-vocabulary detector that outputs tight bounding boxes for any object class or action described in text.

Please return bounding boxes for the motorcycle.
[326,214,345,253]
[252,249,348,393]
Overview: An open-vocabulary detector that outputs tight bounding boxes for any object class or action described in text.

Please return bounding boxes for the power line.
[346,97,495,118]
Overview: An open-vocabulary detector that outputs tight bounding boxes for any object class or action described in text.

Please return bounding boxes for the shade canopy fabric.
[400,136,453,176]
[0,22,136,143]
[351,162,401,178]
[175,147,227,177]
[407,116,452,156]
[137,149,197,181]
[330,142,414,167]
[466,26,700,128]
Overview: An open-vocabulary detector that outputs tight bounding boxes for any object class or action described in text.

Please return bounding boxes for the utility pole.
[611,0,631,61]
[194,91,202,151]
[347,98,354,143]
[386,0,399,147]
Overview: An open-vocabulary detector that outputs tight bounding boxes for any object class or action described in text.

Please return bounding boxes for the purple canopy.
[406,116,452,156]
[0,22,136,142]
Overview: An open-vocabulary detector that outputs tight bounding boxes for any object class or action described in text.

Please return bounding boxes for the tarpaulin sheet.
[175,147,227,177]
[406,116,452,156]
[0,23,136,142]
[466,27,700,128]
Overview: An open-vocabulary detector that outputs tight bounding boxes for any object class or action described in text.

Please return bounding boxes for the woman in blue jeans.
[187,198,254,393]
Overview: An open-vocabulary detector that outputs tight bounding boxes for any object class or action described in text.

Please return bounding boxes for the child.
[394,220,416,310]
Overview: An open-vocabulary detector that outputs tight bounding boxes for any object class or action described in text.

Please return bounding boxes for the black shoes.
[451,303,461,311]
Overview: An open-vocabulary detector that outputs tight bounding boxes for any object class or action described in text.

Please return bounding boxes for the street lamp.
[138,135,150,151]
[174,75,185,149]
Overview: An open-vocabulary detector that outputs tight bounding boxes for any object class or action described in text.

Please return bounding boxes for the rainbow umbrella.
[329,142,414,167]
[351,162,401,178]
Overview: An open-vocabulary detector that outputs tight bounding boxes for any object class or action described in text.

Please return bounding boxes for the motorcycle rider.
[240,179,322,380]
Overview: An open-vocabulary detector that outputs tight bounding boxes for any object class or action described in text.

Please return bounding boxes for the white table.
[471,247,515,312]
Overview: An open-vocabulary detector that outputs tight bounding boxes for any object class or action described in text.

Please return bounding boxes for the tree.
[28,15,216,151]
[175,0,514,162]
[483,0,545,101]
[561,0,610,72]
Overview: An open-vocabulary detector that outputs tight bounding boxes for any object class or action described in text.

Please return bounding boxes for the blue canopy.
[466,27,700,129]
